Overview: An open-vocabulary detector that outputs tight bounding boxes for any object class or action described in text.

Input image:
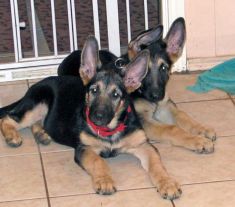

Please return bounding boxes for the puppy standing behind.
[0,36,181,200]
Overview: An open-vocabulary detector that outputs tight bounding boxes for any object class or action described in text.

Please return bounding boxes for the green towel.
[187,58,235,95]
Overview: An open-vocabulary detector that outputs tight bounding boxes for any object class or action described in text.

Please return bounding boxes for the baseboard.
[0,66,57,82]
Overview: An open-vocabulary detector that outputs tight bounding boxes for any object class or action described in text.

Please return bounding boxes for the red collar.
[85,106,131,137]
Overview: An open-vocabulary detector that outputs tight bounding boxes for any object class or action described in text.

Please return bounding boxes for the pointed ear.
[165,17,186,63]
[123,50,149,93]
[128,25,163,60]
[79,35,100,85]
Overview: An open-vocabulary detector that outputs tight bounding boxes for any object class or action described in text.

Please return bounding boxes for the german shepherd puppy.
[58,17,216,153]
[0,36,182,199]
[128,18,216,153]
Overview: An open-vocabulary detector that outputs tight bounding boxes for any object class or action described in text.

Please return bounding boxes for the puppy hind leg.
[0,116,23,147]
[31,122,51,145]
[0,103,48,147]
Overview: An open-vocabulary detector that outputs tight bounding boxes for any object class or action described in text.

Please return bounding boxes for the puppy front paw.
[93,176,117,195]
[158,178,182,200]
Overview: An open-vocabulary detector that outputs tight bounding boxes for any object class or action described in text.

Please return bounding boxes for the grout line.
[37,144,51,207]
[181,179,235,187]
[39,148,73,154]
[171,200,176,207]
[175,97,230,105]
[0,152,39,159]
[0,197,46,204]
[227,93,235,106]
[49,187,157,199]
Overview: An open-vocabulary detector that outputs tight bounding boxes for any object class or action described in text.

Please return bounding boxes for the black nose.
[94,111,104,120]
[151,92,159,99]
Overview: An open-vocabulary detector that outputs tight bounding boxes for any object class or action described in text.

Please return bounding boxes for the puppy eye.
[112,91,120,99]
[90,87,98,94]
[161,64,168,71]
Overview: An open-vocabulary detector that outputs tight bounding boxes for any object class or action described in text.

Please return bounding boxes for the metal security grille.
[0,0,164,81]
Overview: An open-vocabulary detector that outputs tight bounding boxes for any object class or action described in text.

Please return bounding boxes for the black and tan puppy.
[0,36,181,199]
[58,18,216,153]
[128,18,216,153]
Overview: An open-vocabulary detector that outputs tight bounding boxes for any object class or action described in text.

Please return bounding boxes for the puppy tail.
[0,100,21,119]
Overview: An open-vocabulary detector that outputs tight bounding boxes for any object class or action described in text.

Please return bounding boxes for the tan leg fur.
[134,98,215,153]
[31,122,51,145]
[79,147,116,195]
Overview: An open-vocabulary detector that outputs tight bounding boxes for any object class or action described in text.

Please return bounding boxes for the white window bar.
[10,0,19,62]
[50,0,58,56]
[12,0,23,61]
[92,0,101,48]
[67,0,75,51]
[105,0,121,56]
[0,57,66,70]
[30,0,38,57]
[14,0,22,60]
[70,0,78,50]
[161,0,170,37]
[144,0,149,30]
[125,0,131,42]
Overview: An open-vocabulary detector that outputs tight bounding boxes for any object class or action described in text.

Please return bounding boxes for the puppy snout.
[94,110,104,120]
[151,92,159,99]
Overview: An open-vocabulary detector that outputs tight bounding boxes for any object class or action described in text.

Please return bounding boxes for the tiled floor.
[0,74,235,207]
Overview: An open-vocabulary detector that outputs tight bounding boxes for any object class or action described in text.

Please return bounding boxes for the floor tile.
[50,188,172,207]
[173,181,235,207]
[177,100,235,137]
[0,128,38,157]
[154,136,235,185]
[28,78,43,87]
[0,154,46,202]
[0,198,48,207]
[39,141,72,153]
[0,80,27,86]
[167,74,228,103]
[43,151,152,197]
[0,82,28,107]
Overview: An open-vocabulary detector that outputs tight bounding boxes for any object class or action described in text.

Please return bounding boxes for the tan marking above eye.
[107,84,122,97]
[156,58,169,70]
[89,81,104,94]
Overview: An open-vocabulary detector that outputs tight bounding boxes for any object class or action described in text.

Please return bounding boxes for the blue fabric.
[187,58,235,95]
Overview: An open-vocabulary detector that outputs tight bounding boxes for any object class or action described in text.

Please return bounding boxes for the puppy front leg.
[127,143,181,200]
[169,102,216,141]
[75,146,116,195]
[143,119,214,153]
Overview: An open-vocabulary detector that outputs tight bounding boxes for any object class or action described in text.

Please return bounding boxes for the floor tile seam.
[171,179,235,207]
[0,196,47,204]
[40,149,74,155]
[181,179,235,187]
[175,97,230,105]
[48,187,158,199]
[37,145,51,207]
[0,152,39,159]
[227,94,235,106]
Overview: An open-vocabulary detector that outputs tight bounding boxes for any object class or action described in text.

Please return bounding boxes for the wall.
[185,0,235,69]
